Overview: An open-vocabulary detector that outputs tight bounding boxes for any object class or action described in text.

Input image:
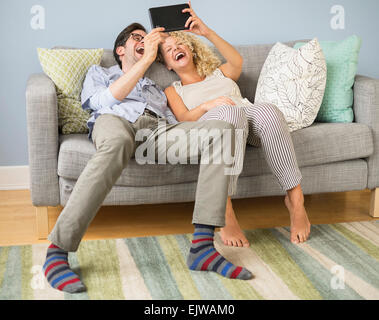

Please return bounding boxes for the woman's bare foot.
[284,193,311,244]
[220,198,250,247]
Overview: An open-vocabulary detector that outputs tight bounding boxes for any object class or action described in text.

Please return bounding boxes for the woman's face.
[160,36,194,71]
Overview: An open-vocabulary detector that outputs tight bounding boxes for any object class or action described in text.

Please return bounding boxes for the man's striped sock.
[187,224,253,280]
[43,243,86,293]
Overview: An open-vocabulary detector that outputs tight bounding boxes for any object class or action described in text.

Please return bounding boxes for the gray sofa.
[26,40,379,240]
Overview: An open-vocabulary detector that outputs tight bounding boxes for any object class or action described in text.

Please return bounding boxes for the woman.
[159,1,311,246]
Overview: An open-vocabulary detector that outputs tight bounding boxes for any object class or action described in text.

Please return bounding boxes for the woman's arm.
[165,86,237,122]
[165,86,207,121]
[206,32,243,81]
[183,1,243,81]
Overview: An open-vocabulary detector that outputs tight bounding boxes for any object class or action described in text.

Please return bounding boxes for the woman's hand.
[183,1,212,37]
[201,96,236,112]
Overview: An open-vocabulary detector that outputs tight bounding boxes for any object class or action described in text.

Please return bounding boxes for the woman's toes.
[291,233,299,244]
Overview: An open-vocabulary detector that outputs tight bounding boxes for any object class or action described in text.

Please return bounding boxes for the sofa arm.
[353,74,379,189]
[26,73,60,206]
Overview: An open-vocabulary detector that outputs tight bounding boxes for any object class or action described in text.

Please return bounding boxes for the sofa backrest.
[60,39,308,102]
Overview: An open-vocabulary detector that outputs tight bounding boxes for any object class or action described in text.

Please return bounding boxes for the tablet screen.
[149,4,191,32]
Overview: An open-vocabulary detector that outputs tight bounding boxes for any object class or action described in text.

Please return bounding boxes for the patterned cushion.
[37,48,104,134]
[294,35,362,123]
[254,39,327,132]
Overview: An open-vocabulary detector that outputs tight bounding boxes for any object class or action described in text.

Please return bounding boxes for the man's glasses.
[129,33,144,42]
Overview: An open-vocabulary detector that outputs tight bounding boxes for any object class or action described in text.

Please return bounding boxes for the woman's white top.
[172,68,253,110]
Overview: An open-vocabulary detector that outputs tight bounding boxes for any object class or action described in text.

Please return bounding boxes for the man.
[43,23,252,293]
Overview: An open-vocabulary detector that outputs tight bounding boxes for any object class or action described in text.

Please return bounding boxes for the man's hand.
[109,28,168,101]
[142,27,168,63]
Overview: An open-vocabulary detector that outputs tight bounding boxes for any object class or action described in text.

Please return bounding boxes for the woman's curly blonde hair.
[159,31,221,78]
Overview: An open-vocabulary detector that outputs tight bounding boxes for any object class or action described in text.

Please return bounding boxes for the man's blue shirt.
[81,64,177,140]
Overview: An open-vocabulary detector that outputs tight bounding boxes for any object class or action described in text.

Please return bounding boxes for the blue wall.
[0,0,378,166]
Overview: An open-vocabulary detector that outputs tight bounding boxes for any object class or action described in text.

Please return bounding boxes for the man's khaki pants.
[48,114,236,252]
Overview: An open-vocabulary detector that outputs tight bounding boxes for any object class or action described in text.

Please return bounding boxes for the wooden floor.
[0,189,377,247]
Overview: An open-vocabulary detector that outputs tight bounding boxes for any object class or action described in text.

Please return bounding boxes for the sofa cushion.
[294,35,362,123]
[37,48,104,134]
[57,122,373,187]
[254,39,327,132]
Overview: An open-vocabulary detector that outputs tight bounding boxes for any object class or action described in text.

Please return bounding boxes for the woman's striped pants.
[198,103,302,196]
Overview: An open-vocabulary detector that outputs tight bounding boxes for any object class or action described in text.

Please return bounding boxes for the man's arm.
[109,27,167,101]
[81,68,120,112]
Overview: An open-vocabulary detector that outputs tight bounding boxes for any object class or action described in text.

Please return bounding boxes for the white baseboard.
[0,166,30,190]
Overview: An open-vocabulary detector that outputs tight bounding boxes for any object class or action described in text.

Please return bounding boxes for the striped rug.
[1,221,378,300]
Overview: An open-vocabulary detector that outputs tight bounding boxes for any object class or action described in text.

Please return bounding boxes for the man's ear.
[116,46,125,59]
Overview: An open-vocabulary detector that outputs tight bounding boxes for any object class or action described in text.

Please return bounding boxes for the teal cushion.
[294,35,361,123]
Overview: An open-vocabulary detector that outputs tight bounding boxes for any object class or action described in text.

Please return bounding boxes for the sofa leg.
[369,188,379,218]
[36,206,49,240]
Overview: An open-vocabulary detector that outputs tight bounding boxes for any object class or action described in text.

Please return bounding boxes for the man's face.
[117,29,147,68]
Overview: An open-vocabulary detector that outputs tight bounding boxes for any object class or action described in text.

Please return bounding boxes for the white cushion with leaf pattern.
[254,38,327,132]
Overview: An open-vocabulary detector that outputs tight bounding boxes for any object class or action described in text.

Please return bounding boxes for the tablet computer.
[149,3,191,32]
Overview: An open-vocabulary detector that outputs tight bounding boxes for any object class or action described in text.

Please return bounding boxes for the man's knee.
[96,135,135,160]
